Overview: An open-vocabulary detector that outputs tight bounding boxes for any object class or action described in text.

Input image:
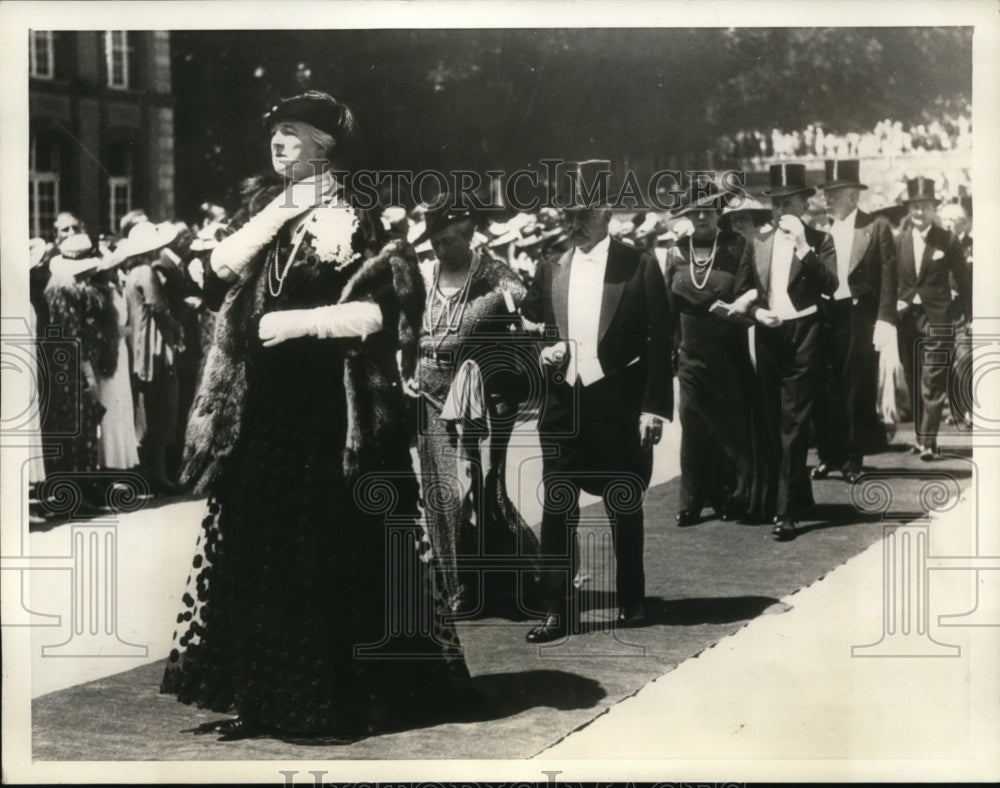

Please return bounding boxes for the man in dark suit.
[812,160,898,483]
[520,160,673,643]
[895,177,972,459]
[734,164,839,541]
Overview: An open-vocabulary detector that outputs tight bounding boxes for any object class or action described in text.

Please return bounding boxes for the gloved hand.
[755,307,783,328]
[872,319,897,352]
[777,214,811,258]
[212,173,336,280]
[540,341,568,367]
[639,412,664,451]
[258,302,383,347]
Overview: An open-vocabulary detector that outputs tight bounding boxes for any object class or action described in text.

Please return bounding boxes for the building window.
[105,31,130,89]
[109,176,132,234]
[29,31,55,79]
[29,136,60,239]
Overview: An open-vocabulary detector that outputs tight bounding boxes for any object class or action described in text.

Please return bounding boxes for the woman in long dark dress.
[161,91,477,741]
[666,186,769,525]
[407,200,540,615]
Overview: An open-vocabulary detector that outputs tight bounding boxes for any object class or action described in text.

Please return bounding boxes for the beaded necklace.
[688,233,720,291]
[422,252,480,359]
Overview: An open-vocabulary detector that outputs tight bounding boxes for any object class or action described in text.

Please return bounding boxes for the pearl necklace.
[688,234,719,291]
[422,252,480,358]
[267,216,310,298]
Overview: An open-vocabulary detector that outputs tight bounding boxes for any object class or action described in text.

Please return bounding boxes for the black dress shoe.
[675,509,699,527]
[617,604,646,627]
[810,463,832,480]
[772,518,797,541]
[842,461,863,484]
[525,614,568,644]
[716,498,748,522]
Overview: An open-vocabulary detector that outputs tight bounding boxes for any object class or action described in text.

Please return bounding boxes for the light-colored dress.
[96,289,140,469]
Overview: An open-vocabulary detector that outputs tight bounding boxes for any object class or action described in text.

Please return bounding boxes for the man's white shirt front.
[911,226,929,304]
[830,208,857,301]
[769,229,818,320]
[566,234,610,386]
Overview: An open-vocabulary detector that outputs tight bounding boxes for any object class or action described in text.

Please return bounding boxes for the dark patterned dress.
[417,255,541,615]
[41,278,117,482]
[161,202,477,739]
[667,234,774,521]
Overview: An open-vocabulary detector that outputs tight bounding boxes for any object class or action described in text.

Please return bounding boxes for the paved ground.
[20,418,997,779]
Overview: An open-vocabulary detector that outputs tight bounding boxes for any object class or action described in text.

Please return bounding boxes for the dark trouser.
[538,368,651,614]
[897,305,950,450]
[814,295,884,466]
[755,314,821,520]
[135,374,178,483]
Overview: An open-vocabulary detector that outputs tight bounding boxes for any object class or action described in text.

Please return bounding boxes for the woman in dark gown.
[160,91,477,741]
[666,186,771,525]
[408,200,541,616]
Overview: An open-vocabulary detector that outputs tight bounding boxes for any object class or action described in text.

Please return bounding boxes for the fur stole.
[181,215,424,495]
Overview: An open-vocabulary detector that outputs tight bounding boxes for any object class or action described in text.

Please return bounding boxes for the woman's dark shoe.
[842,461,863,483]
[525,613,569,643]
[810,463,832,480]
[716,498,748,522]
[186,716,262,740]
[675,510,700,527]
[772,518,797,541]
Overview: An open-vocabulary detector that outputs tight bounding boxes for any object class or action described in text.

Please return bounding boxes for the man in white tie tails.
[893,177,972,460]
[812,159,898,484]
[520,160,673,643]
[734,163,839,541]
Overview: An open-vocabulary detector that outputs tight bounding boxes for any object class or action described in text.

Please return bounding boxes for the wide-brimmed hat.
[718,196,773,233]
[762,163,816,198]
[412,192,485,245]
[671,181,726,217]
[821,159,868,190]
[263,90,352,141]
[29,237,48,267]
[189,221,228,252]
[48,234,105,281]
[515,230,545,249]
[633,213,664,239]
[489,227,521,247]
[902,176,941,205]
[113,221,180,261]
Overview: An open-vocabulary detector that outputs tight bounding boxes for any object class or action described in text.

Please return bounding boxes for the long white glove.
[777,214,812,259]
[258,302,383,347]
[872,319,897,353]
[211,174,335,280]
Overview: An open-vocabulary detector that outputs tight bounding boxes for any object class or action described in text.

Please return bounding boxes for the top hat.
[763,163,816,198]
[903,176,941,205]
[412,192,482,245]
[560,159,613,210]
[821,159,868,190]
[718,196,773,233]
[263,90,352,141]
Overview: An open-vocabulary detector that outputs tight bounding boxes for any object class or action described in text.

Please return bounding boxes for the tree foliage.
[171,27,971,217]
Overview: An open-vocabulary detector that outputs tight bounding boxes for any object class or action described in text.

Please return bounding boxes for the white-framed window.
[29,31,55,79]
[109,176,132,233]
[105,31,129,89]
[29,136,60,239]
